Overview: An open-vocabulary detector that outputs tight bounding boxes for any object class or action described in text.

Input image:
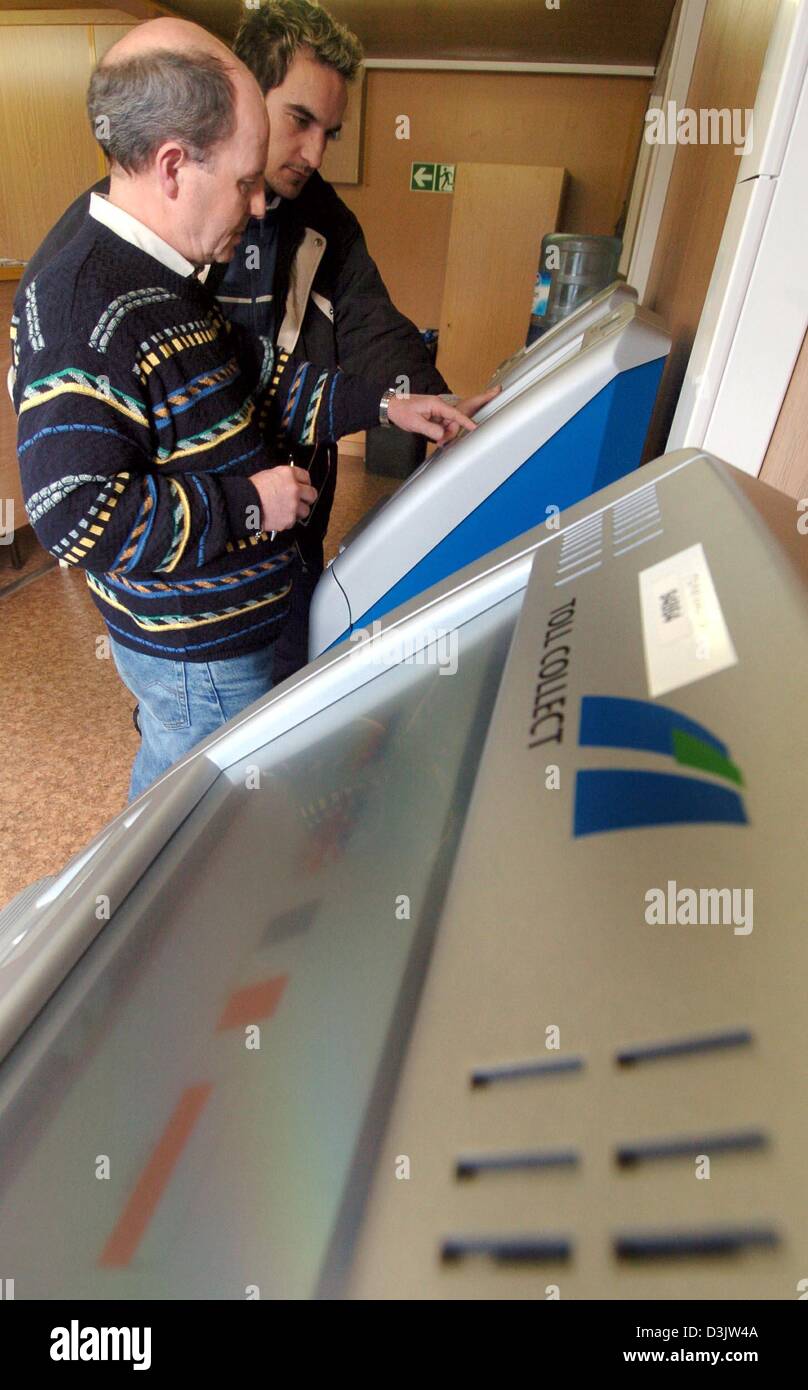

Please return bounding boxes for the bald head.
[101,17,266,134]
[104,16,233,69]
[102,16,265,159]
[87,16,270,266]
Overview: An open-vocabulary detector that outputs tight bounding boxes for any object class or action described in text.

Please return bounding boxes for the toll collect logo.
[573,695,747,837]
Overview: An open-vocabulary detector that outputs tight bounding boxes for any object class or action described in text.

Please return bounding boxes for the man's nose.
[300,127,328,172]
[250,184,267,220]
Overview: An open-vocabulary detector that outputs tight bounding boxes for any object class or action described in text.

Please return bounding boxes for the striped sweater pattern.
[11,220,382,662]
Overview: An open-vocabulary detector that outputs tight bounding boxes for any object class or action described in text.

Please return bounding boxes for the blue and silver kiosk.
[486,277,637,395]
[0,449,806,1300]
[309,298,670,657]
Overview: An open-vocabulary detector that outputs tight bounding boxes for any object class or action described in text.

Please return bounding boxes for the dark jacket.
[21,172,448,571]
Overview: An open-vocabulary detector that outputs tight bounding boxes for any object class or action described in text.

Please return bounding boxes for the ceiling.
[162,0,678,67]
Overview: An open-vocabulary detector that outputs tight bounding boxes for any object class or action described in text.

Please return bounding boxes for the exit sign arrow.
[410,162,436,191]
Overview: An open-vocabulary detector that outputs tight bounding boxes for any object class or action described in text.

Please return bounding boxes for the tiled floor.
[0,453,397,909]
[0,523,56,596]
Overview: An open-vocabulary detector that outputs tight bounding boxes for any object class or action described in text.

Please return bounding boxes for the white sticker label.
[639,543,737,697]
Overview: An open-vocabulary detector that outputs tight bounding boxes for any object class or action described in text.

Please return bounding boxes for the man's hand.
[250,464,318,533]
[455,387,501,419]
[386,386,501,445]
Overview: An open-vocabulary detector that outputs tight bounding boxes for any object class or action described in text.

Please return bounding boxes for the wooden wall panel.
[0,282,25,525]
[93,21,135,61]
[760,328,808,503]
[16,0,673,60]
[338,69,651,331]
[0,3,184,22]
[320,69,365,186]
[0,9,142,24]
[326,0,676,66]
[0,25,102,261]
[437,163,567,397]
[641,0,780,461]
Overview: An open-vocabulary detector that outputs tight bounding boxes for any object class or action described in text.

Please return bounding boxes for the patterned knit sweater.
[11,220,382,662]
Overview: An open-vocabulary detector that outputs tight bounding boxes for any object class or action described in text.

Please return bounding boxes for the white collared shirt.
[89,192,211,283]
[7,193,213,405]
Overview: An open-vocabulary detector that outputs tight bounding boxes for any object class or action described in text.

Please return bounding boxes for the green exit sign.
[410,162,455,193]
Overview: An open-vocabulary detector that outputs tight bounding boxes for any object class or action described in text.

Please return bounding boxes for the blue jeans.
[110,638,277,803]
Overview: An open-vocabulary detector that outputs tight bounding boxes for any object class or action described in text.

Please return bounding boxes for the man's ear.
[154,142,187,200]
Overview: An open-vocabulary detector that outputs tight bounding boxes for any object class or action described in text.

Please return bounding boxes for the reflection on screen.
[0,592,522,1299]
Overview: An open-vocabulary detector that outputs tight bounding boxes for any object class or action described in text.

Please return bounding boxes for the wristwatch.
[379,387,396,428]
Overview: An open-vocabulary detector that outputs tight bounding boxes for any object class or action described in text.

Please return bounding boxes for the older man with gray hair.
[12,20,475,802]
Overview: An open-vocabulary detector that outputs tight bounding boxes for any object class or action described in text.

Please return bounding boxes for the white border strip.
[364,59,655,77]
[619,0,709,299]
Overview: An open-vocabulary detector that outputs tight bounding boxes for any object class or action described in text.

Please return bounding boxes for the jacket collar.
[276,226,328,354]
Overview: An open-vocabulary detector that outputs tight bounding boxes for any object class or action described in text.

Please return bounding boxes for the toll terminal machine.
[309,296,669,658]
[487,277,637,395]
[0,449,805,1300]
